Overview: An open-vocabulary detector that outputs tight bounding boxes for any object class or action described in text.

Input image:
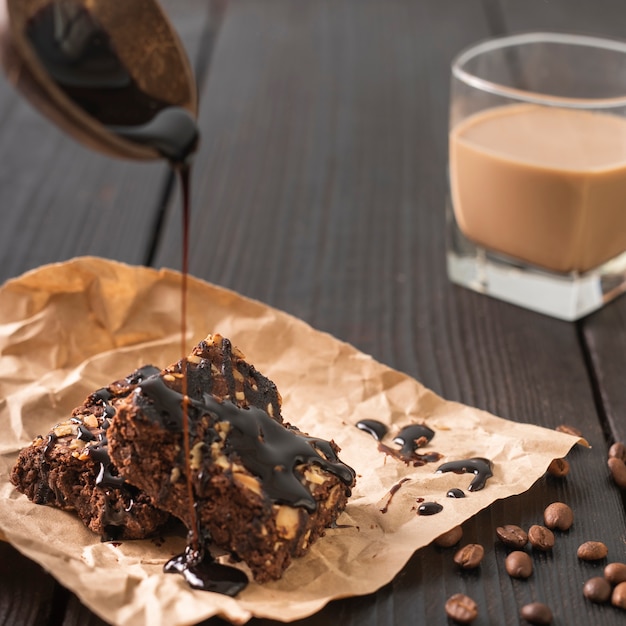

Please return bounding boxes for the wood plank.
[0,542,57,626]
[491,0,626,40]
[582,304,626,444]
[0,0,211,286]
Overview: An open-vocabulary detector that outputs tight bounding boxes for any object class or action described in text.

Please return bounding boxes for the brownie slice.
[10,366,170,540]
[108,334,356,582]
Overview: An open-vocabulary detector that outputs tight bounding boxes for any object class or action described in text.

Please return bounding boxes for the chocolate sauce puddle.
[436,457,494,492]
[164,545,248,596]
[446,488,466,498]
[356,419,388,441]
[26,3,188,127]
[417,501,442,516]
[356,419,442,467]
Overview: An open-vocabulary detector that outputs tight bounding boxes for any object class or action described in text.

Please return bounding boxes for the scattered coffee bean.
[605,562,626,585]
[519,601,553,625]
[577,541,608,561]
[496,524,528,549]
[453,543,484,569]
[445,593,478,623]
[528,525,555,551]
[505,551,533,578]
[434,525,463,548]
[556,424,582,437]
[583,576,611,603]
[543,502,573,531]
[608,457,626,489]
[612,581,626,610]
[546,458,569,478]
[608,442,626,462]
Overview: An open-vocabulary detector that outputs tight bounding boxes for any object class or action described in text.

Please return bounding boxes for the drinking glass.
[447,32,626,320]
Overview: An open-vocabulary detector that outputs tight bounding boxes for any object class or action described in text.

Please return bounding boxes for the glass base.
[446,199,626,321]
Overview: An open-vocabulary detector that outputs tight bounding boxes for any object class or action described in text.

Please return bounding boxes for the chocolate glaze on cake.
[108,334,356,583]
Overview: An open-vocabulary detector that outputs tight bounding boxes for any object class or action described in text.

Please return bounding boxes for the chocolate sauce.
[446,488,466,498]
[356,419,388,441]
[417,501,443,516]
[380,477,410,514]
[27,3,172,126]
[393,424,436,454]
[164,544,247,596]
[377,441,442,468]
[436,457,494,492]
[88,366,160,539]
[27,2,200,163]
[137,376,356,511]
[357,420,441,467]
[77,423,96,442]
[137,372,356,593]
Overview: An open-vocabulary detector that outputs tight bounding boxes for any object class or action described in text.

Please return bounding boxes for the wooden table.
[2,1,626,624]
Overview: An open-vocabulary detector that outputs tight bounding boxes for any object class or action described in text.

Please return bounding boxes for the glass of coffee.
[447,32,626,320]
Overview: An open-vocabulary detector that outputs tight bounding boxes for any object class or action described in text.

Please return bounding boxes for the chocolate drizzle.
[417,501,443,516]
[137,376,356,512]
[436,457,494,492]
[356,419,441,467]
[380,477,410,514]
[392,424,436,456]
[84,366,160,538]
[377,441,442,467]
[356,419,388,441]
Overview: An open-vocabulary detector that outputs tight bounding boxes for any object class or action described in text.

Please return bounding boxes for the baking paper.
[0,257,579,625]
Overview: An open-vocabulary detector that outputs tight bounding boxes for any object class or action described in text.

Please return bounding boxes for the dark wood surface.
[1,1,626,624]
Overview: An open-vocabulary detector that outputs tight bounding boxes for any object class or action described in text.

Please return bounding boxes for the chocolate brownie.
[10,366,170,540]
[108,334,356,582]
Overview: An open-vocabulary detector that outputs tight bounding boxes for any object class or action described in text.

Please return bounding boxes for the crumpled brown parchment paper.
[0,257,579,626]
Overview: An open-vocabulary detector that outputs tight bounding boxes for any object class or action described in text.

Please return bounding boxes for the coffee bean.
[577,541,608,561]
[608,442,626,462]
[543,502,573,531]
[605,562,626,585]
[445,593,478,623]
[611,582,626,610]
[496,524,528,549]
[608,457,626,489]
[528,525,555,551]
[434,525,463,548]
[505,551,533,578]
[453,543,484,569]
[546,458,569,478]
[519,601,553,625]
[583,576,611,603]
